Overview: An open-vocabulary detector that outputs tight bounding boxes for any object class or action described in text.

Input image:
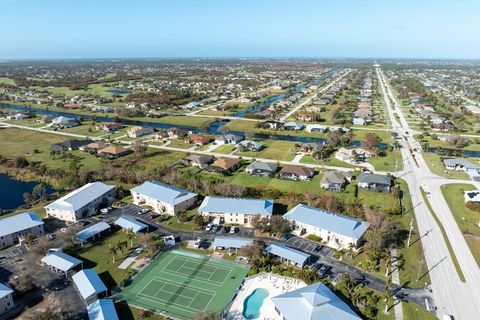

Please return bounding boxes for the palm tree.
[109,246,117,263]
[126,229,135,247]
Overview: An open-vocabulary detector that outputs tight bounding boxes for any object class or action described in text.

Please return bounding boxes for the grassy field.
[214,144,236,154]
[167,140,193,149]
[420,188,466,282]
[251,140,297,161]
[72,230,140,289]
[115,303,166,320]
[421,136,480,152]
[403,301,437,320]
[0,77,15,85]
[441,183,480,267]
[367,149,403,172]
[121,250,249,319]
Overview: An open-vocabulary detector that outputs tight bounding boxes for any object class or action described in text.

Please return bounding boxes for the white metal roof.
[41,251,82,272]
[114,216,148,233]
[212,236,253,249]
[0,283,13,299]
[72,269,107,300]
[0,212,44,238]
[76,222,111,242]
[45,182,115,212]
[87,299,119,320]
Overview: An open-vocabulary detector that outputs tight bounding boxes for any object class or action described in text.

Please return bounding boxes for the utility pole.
[417,257,424,281]
[407,215,414,247]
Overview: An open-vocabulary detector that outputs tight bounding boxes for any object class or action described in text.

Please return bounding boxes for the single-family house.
[245,161,278,177]
[95,122,123,133]
[300,142,324,154]
[284,204,369,249]
[320,171,352,192]
[283,122,305,131]
[464,190,480,204]
[212,157,240,172]
[127,126,154,138]
[51,116,78,128]
[335,147,376,164]
[198,197,273,227]
[184,154,214,169]
[0,212,44,249]
[51,139,92,152]
[98,145,131,158]
[45,182,116,222]
[79,142,108,153]
[215,134,244,145]
[238,140,264,152]
[130,181,197,216]
[7,113,30,120]
[278,165,314,181]
[167,127,190,139]
[305,124,327,133]
[185,135,213,146]
[358,173,392,193]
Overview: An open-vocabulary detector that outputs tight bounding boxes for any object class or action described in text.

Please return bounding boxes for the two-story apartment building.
[198,197,273,227]
[0,212,44,249]
[130,181,197,216]
[45,182,116,222]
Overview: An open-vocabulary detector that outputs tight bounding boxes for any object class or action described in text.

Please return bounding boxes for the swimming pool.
[242,288,269,319]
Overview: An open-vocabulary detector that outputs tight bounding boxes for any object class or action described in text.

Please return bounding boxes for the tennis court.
[121,250,249,319]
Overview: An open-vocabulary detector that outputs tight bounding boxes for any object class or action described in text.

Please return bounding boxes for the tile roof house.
[97,145,131,158]
[79,141,108,153]
[245,161,278,177]
[358,173,392,193]
[320,171,352,192]
[284,204,369,249]
[271,281,361,320]
[0,212,44,249]
[45,182,116,222]
[185,135,213,146]
[279,165,314,181]
[130,181,197,216]
[95,122,123,133]
[199,196,273,227]
[212,157,240,172]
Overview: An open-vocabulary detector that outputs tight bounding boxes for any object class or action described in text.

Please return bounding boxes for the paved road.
[280,70,351,121]
[377,67,480,319]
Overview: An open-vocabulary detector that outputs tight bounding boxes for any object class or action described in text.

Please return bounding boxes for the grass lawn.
[157,208,197,231]
[167,140,193,149]
[214,144,236,154]
[225,171,324,193]
[421,136,480,152]
[441,183,480,267]
[153,115,214,128]
[368,149,403,172]
[254,140,297,161]
[72,230,140,289]
[422,153,470,180]
[115,303,166,320]
[403,301,437,320]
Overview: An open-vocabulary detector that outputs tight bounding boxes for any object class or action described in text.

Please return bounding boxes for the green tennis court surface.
[121,250,249,319]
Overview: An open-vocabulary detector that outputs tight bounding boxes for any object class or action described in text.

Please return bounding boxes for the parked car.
[222,226,231,233]
[210,224,219,233]
[282,234,292,241]
[100,207,113,214]
[229,227,238,234]
[318,265,331,277]
[205,223,213,232]
[138,208,150,215]
[194,238,206,249]
[313,245,322,253]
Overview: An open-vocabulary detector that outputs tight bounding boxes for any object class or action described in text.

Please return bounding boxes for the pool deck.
[226,272,306,320]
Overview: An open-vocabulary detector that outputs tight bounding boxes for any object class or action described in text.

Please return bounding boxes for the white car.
[138,208,150,215]
[193,238,205,248]
[229,227,237,234]
[205,223,213,231]
[100,207,113,214]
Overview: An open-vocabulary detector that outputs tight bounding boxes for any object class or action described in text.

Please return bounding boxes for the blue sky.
[1,0,479,59]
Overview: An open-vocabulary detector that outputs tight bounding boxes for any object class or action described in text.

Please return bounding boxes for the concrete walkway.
[291,153,304,163]
[390,246,404,320]
[118,245,144,270]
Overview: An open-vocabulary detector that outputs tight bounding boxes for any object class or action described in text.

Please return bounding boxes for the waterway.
[0,174,54,210]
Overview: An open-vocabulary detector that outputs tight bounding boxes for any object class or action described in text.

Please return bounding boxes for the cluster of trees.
[250,215,292,235]
[125,90,206,108]
[445,134,469,148]
[361,133,381,151]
